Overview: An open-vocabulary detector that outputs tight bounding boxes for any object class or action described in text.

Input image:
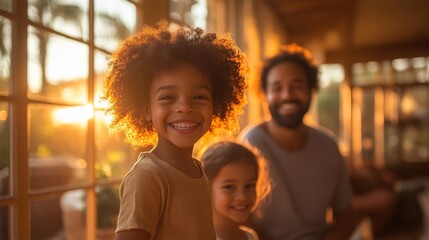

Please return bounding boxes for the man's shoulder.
[307,125,338,144]
[306,126,344,160]
[239,122,266,140]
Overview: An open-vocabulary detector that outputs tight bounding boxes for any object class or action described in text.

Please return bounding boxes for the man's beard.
[268,100,310,129]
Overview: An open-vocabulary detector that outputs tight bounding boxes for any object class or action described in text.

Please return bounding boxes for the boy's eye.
[194,95,210,100]
[222,185,235,191]
[158,95,174,101]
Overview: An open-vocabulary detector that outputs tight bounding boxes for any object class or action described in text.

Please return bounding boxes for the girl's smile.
[211,159,258,223]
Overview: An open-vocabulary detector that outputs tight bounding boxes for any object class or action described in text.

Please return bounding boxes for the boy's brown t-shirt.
[116,152,216,240]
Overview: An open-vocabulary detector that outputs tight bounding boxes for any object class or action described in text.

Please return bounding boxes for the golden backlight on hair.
[279,43,313,61]
[102,20,248,148]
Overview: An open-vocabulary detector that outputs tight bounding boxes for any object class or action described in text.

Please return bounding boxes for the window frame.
[325,44,429,176]
[0,1,144,239]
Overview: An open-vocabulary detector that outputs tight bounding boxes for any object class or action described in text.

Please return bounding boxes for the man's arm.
[324,206,356,240]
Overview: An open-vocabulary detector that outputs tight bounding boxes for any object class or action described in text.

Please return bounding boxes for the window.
[317,64,353,157]
[318,56,429,174]
[318,64,344,138]
[350,57,429,168]
[170,0,207,29]
[0,1,142,239]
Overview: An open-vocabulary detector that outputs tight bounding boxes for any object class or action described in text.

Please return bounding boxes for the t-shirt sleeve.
[116,168,165,235]
[239,126,260,147]
[240,126,253,139]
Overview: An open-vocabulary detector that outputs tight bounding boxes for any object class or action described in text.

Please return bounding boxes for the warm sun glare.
[52,104,94,126]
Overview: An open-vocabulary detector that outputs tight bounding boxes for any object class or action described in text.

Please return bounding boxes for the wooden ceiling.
[264,0,429,59]
[264,0,356,45]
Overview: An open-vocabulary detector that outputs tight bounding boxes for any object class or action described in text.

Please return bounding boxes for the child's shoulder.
[126,152,169,177]
[133,152,159,168]
[121,152,178,191]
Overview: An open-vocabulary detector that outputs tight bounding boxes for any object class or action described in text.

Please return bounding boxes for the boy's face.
[265,62,311,129]
[211,159,258,224]
[147,64,213,149]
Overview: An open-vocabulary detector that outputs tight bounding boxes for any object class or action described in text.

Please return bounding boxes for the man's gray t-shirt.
[240,124,353,240]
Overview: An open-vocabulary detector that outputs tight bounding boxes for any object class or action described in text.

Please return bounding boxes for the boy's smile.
[169,120,200,134]
[148,64,213,149]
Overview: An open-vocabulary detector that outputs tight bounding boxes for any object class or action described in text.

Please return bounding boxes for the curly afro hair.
[259,43,319,94]
[102,20,248,148]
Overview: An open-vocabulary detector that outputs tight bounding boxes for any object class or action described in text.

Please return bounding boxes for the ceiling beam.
[325,40,429,63]
[286,17,347,43]
[273,0,346,13]
[280,3,350,27]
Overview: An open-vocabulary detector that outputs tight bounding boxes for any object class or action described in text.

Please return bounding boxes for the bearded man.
[240,44,355,240]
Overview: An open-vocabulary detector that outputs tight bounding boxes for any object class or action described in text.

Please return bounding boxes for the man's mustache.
[276,100,302,106]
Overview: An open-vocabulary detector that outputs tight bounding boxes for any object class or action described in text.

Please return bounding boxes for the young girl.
[201,141,271,240]
[102,21,248,240]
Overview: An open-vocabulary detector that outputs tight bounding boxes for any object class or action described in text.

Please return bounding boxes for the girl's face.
[211,159,258,224]
[148,64,213,149]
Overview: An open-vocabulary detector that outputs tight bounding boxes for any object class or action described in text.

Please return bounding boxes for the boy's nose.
[176,99,195,113]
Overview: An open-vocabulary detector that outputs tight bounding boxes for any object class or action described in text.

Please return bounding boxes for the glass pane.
[31,197,66,239]
[352,63,368,86]
[94,110,135,181]
[0,16,11,95]
[399,86,429,162]
[96,184,119,239]
[352,61,385,86]
[94,0,135,52]
[318,92,340,137]
[61,189,87,240]
[411,57,428,83]
[392,58,414,84]
[189,0,207,30]
[0,0,10,12]
[384,88,399,124]
[0,206,9,240]
[384,124,400,165]
[28,27,88,104]
[366,61,384,84]
[361,89,375,163]
[402,124,429,162]
[400,86,428,121]
[320,64,343,90]
[170,0,207,30]
[0,102,9,197]
[28,0,88,40]
[318,64,343,137]
[94,50,109,108]
[381,60,393,84]
[29,104,90,192]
